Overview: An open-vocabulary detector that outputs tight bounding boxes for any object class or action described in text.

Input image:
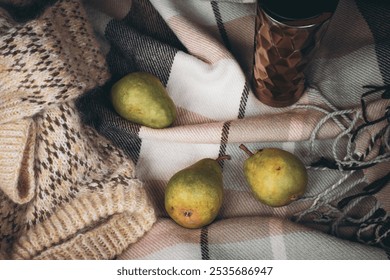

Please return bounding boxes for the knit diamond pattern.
[0,0,156,259]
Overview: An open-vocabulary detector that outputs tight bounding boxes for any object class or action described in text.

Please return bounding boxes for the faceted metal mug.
[253,0,339,107]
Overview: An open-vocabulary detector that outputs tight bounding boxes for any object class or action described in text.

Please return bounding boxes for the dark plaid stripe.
[105,45,137,84]
[211,1,232,51]
[105,20,178,86]
[218,121,232,168]
[122,0,185,53]
[356,0,390,84]
[105,0,181,86]
[200,227,210,260]
[238,81,250,119]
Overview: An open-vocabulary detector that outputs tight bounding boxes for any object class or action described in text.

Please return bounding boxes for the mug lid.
[260,0,339,21]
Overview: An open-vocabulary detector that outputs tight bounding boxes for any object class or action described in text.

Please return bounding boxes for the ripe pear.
[239,145,308,207]
[165,156,230,229]
[110,72,176,128]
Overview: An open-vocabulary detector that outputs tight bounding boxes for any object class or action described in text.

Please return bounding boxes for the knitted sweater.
[0,0,156,259]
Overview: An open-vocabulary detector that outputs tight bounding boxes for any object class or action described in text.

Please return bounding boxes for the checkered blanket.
[2,0,389,259]
[76,0,390,259]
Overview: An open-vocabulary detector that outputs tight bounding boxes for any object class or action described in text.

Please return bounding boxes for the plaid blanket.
[76,0,390,259]
[2,0,389,259]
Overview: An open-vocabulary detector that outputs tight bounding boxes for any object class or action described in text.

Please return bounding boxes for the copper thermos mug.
[253,0,340,107]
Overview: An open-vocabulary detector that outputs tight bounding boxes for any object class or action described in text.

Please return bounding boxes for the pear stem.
[216,155,231,162]
[239,144,254,157]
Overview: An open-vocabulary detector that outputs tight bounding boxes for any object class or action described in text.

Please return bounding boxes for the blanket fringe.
[292,85,390,248]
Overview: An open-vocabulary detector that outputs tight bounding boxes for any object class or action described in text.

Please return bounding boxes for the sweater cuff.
[11,183,156,260]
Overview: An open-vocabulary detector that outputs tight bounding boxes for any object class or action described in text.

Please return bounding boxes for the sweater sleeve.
[0,0,110,125]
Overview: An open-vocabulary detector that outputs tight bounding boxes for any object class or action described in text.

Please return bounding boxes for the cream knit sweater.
[0,0,156,259]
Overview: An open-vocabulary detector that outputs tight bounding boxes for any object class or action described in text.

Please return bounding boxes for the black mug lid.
[260,0,339,21]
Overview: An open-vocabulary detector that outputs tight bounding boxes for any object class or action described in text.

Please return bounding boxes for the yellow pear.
[240,144,308,207]
[165,156,230,229]
[110,72,176,128]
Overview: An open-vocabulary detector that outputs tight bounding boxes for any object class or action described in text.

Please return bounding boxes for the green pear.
[110,72,177,129]
[165,156,230,229]
[240,144,308,207]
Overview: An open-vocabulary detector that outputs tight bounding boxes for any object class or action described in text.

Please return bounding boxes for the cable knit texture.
[0,0,156,259]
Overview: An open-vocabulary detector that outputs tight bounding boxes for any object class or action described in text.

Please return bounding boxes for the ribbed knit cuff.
[11,182,156,260]
[0,118,36,204]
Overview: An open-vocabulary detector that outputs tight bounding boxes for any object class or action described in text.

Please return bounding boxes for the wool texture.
[0,0,156,259]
